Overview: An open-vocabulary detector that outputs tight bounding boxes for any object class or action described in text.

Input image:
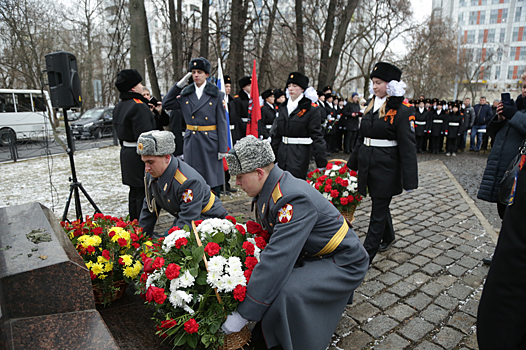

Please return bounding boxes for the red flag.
[246,59,261,137]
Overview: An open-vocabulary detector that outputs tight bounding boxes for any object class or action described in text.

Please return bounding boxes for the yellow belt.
[187,124,217,132]
[312,220,349,257]
[201,192,215,213]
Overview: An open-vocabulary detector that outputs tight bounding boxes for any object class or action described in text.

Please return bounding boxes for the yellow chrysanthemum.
[143,241,154,256]
[109,227,131,243]
[85,261,93,269]
[120,254,133,266]
[91,262,104,275]
[90,235,102,247]
[132,261,142,275]
[69,231,74,239]
[123,266,138,279]
[98,274,107,280]
[97,256,108,264]
[104,262,113,272]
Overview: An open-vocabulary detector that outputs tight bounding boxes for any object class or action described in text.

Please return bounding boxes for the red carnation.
[330,189,339,198]
[314,183,321,190]
[342,179,349,187]
[335,176,342,184]
[348,195,354,202]
[143,257,154,273]
[184,319,199,334]
[116,221,127,228]
[242,241,255,256]
[204,242,221,256]
[102,249,110,260]
[140,272,148,283]
[151,286,166,304]
[233,285,247,302]
[94,213,104,220]
[118,257,125,265]
[156,325,168,338]
[235,224,246,235]
[117,238,128,247]
[168,226,181,234]
[194,220,203,227]
[244,269,253,283]
[326,178,333,186]
[165,263,181,280]
[108,230,116,238]
[175,237,188,249]
[324,185,332,193]
[152,257,165,270]
[245,256,258,270]
[132,242,140,249]
[315,168,320,173]
[145,286,154,302]
[339,167,346,175]
[255,236,267,250]
[130,233,139,242]
[340,197,349,205]
[335,161,341,165]
[318,175,328,182]
[307,171,314,178]
[89,270,97,280]
[161,319,177,329]
[350,170,358,177]
[92,227,103,235]
[326,162,333,170]
[87,245,95,254]
[225,215,237,224]
[356,194,363,201]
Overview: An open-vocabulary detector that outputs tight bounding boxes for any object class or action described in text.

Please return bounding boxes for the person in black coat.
[224,75,241,143]
[414,99,429,153]
[444,102,463,156]
[342,92,361,154]
[477,140,526,349]
[141,87,170,131]
[271,72,327,179]
[234,76,251,137]
[112,69,156,220]
[428,101,446,154]
[347,62,418,265]
[259,89,275,140]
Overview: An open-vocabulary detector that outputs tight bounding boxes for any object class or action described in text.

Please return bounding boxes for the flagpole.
[217,58,229,195]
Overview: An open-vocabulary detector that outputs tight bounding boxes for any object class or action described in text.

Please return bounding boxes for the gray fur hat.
[226,135,275,176]
[136,130,175,156]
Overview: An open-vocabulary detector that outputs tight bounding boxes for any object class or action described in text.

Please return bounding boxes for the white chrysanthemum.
[146,269,163,289]
[168,290,192,311]
[183,304,195,314]
[208,255,227,272]
[220,274,236,292]
[170,278,179,293]
[207,270,222,288]
[162,229,190,253]
[196,218,235,240]
[350,176,357,182]
[233,274,247,287]
[332,165,341,171]
[350,183,358,191]
[324,170,331,176]
[343,191,349,197]
[330,171,336,177]
[178,270,195,288]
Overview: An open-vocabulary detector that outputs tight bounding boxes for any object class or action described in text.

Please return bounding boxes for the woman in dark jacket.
[347,62,418,265]
[477,92,526,219]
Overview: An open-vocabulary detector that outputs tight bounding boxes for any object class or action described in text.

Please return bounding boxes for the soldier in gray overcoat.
[221,136,369,350]
[136,131,227,237]
[162,58,228,194]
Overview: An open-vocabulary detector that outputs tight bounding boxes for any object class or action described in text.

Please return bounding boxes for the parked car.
[68,111,81,121]
[70,107,114,139]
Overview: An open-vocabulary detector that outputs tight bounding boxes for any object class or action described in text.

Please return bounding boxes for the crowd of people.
[110,57,526,349]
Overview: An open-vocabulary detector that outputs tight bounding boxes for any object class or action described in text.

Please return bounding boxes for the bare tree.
[200,0,210,57]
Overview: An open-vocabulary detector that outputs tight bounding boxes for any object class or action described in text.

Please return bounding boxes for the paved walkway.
[154,159,494,350]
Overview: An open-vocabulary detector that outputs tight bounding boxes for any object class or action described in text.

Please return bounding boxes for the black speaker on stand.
[45,51,101,222]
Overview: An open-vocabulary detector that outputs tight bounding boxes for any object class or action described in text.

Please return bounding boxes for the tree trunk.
[128,0,145,77]
[317,0,337,89]
[169,0,183,80]
[200,0,209,58]
[294,0,305,74]
[258,0,278,89]
[140,0,160,98]
[226,0,248,90]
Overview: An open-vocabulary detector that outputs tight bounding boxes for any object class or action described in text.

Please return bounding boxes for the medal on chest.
[182,189,193,203]
[278,204,293,223]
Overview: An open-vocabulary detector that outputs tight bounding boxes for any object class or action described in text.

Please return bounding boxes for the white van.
[0,89,54,143]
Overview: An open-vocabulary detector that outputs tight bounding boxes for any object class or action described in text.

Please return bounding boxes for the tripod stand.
[61,108,101,222]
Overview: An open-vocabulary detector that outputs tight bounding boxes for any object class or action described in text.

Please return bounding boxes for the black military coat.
[414,107,430,136]
[226,95,242,142]
[113,91,155,187]
[342,102,361,131]
[234,90,249,136]
[429,109,446,137]
[445,111,463,139]
[271,97,327,179]
[347,97,418,198]
[259,102,276,139]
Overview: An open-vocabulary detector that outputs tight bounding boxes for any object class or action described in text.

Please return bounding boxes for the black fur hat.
[370,62,402,82]
[261,89,274,100]
[115,69,142,93]
[286,72,309,90]
[239,76,252,88]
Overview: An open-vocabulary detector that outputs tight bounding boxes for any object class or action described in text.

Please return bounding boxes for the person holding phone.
[142,88,170,131]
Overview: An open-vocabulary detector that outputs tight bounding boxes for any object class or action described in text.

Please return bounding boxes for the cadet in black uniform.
[234,76,251,137]
[271,72,327,179]
[224,75,242,143]
[429,100,446,154]
[259,89,275,140]
[347,62,418,265]
[113,69,155,221]
[342,92,361,154]
[414,98,429,153]
[444,101,463,156]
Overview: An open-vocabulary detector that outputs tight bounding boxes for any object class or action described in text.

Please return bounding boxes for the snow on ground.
[0,146,129,220]
[0,145,246,221]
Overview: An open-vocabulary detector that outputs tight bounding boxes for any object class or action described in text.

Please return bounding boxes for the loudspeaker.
[45,51,82,108]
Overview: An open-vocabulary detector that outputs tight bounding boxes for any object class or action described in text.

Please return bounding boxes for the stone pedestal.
[0,203,119,349]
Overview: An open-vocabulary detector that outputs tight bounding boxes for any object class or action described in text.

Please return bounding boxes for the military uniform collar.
[156,156,177,194]
[257,165,284,219]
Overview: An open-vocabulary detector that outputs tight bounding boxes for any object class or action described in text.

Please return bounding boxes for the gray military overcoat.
[163,81,228,188]
[236,166,369,350]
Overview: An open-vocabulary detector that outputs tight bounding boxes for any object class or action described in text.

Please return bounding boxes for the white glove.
[221,311,247,335]
[218,152,227,160]
[405,189,414,193]
[176,72,192,88]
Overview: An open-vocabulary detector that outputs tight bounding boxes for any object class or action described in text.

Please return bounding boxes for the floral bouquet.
[135,216,269,349]
[61,213,154,305]
[307,160,362,221]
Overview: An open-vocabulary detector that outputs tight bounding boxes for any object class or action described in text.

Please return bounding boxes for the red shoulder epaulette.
[234,95,239,98]
[402,101,411,107]
[133,98,143,104]
[311,103,317,107]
